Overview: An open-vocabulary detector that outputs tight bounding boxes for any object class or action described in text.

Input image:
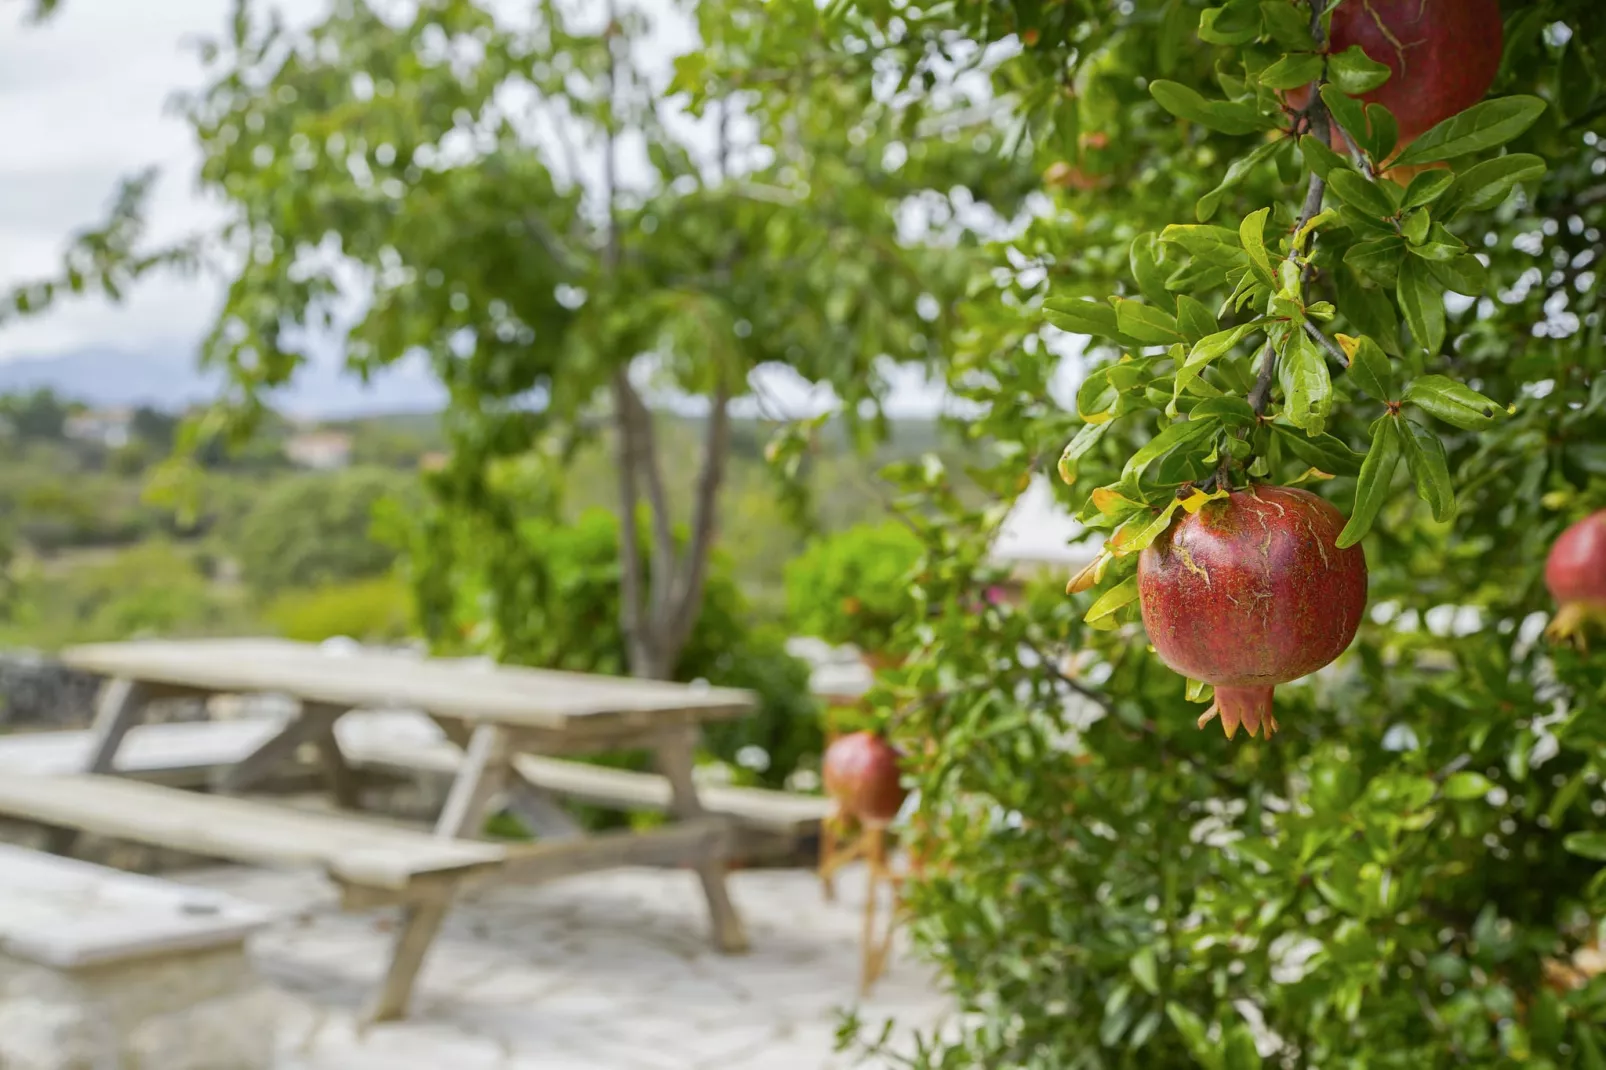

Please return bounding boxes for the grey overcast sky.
[0,0,1076,417]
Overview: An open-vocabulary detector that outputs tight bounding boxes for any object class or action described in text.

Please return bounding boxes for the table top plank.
[60,639,756,734]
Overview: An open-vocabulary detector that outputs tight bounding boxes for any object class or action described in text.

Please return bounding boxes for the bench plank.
[341,734,832,833]
[0,843,270,969]
[0,774,504,892]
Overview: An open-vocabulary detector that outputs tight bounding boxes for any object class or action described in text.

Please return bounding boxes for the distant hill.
[0,347,446,418]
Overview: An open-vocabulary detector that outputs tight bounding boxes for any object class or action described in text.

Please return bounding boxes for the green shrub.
[418,507,825,791]
[263,575,415,643]
[231,467,420,597]
[784,520,922,655]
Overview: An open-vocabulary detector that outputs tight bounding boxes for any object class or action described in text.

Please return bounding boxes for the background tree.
[717,1,1606,1066]
[175,0,1034,681]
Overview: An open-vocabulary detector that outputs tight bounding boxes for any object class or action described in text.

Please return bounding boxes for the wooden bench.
[339,732,833,852]
[0,773,505,1023]
[0,843,277,1070]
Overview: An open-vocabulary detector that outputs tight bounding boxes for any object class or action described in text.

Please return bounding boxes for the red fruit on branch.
[1287,0,1502,152]
[1137,486,1368,740]
[1545,511,1606,647]
[822,731,907,826]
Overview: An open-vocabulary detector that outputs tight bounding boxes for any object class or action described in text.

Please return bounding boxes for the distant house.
[419,450,449,472]
[63,407,133,449]
[989,474,1100,580]
[284,429,354,470]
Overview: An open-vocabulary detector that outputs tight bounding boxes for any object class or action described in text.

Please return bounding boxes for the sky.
[0,0,1078,418]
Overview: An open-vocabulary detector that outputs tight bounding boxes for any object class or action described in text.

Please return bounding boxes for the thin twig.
[1248,342,1278,417]
[1303,319,1350,367]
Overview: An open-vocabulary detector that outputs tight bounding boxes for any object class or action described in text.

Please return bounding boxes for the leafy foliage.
[785,521,923,656]
[230,467,418,597]
[716,0,1606,1066]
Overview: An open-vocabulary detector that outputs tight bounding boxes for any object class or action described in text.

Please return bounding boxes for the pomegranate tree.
[1545,510,1606,645]
[1287,0,1502,153]
[822,730,907,826]
[1138,486,1368,739]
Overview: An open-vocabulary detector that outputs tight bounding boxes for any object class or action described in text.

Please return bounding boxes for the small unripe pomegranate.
[1287,0,1502,157]
[1545,511,1606,646]
[1138,486,1368,739]
[822,731,907,826]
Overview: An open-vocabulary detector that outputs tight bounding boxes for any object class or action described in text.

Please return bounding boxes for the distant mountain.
[0,347,446,418]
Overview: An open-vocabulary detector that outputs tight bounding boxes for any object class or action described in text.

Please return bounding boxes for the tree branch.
[665,377,733,661]
[1252,0,1333,420]
[1303,319,1350,367]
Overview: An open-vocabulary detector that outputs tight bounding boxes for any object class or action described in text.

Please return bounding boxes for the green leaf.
[1337,267,1403,355]
[1165,1004,1223,1070]
[1198,3,1261,45]
[1116,300,1185,344]
[1362,103,1398,162]
[1392,96,1549,167]
[1149,80,1267,135]
[1260,52,1324,91]
[1425,253,1489,297]
[1059,421,1111,485]
[1085,575,1140,625]
[1160,225,1246,265]
[1399,208,1431,246]
[1225,1023,1263,1070]
[1436,153,1547,218]
[1196,139,1281,221]
[1130,946,1160,996]
[1328,44,1392,94]
[1342,237,1406,285]
[1078,367,1120,422]
[1176,295,1221,342]
[1279,331,1332,435]
[1408,222,1467,262]
[1397,257,1446,356]
[1130,233,1173,309]
[1399,425,1459,513]
[1399,169,1455,211]
[1441,771,1493,801]
[1239,207,1275,283]
[1270,423,1365,475]
[1327,170,1396,219]
[1123,417,1223,484]
[1320,85,1370,152]
[1336,415,1402,548]
[1299,134,1354,181]
[1345,335,1395,400]
[1044,298,1128,342]
[1403,374,1507,430]
[1259,0,1316,48]
[1190,395,1257,427]
[1563,832,1606,862]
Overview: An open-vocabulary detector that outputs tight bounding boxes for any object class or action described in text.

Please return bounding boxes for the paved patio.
[176,860,950,1069]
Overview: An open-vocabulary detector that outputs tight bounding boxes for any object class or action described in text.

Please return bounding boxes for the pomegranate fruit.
[822,731,907,826]
[1286,0,1502,154]
[1138,486,1368,739]
[1545,510,1606,646]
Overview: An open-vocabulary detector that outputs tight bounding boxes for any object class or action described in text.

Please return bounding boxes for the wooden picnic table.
[55,638,760,1012]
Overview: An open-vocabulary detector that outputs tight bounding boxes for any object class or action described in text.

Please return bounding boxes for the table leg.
[434,724,511,840]
[432,718,583,841]
[84,677,151,775]
[214,703,343,796]
[365,891,452,1023]
[48,678,152,855]
[654,728,749,954]
[308,704,361,810]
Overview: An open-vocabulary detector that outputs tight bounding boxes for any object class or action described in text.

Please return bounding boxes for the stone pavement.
[175,861,952,1069]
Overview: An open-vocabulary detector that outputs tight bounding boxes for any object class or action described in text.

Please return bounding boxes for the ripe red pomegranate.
[822,731,907,826]
[1287,0,1502,155]
[1138,486,1368,739]
[1545,511,1606,646]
